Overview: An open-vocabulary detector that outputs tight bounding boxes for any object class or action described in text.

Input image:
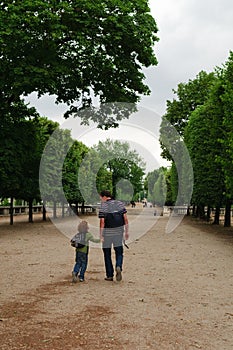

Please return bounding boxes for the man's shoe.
[72,272,78,283]
[79,278,84,282]
[116,266,122,282]
[104,277,113,281]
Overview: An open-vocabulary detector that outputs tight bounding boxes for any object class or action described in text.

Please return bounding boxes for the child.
[70,220,100,283]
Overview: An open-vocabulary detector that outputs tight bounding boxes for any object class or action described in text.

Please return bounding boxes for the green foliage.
[217,51,233,197]
[153,171,167,206]
[165,165,175,206]
[40,126,74,202]
[93,139,145,199]
[185,98,225,208]
[160,51,233,222]
[0,198,10,206]
[76,148,109,204]
[146,169,160,203]
[0,117,59,203]
[160,71,217,161]
[166,71,217,135]
[147,167,172,206]
[0,0,158,128]
[62,140,89,204]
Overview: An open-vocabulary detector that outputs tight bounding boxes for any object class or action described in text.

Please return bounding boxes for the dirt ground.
[1,206,233,350]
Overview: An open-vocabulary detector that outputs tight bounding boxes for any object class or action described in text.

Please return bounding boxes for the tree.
[0,0,158,128]
[17,120,42,223]
[76,148,112,205]
[93,139,145,199]
[185,98,225,221]
[160,71,217,162]
[219,52,233,195]
[153,171,167,206]
[0,116,60,223]
[159,71,216,211]
[168,163,178,206]
[164,71,217,136]
[146,169,160,204]
[63,141,92,207]
[146,167,171,206]
[217,51,233,226]
[39,125,75,218]
[0,121,25,224]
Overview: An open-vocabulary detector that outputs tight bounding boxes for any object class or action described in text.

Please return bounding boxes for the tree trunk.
[199,205,205,219]
[192,205,196,217]
[81,201,85,215]
[206,206,211,222]
[224,199,231,227]
[42,203,46,221]
[10,196,14,225]
[195,205,200,218]
[28,199,33,223]
[53,201,57,219]
[213,206,220,225]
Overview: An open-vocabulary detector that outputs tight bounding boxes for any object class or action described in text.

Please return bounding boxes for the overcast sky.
[26,0,233,120]
[144,0,233,114]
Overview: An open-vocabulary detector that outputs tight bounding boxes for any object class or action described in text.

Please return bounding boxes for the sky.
[25,0,233,172]
[26,0,233,120]
[144,0,233,114]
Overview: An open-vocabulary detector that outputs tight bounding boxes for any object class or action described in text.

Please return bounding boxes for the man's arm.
[99,218,105,241]
[123,213,129,240]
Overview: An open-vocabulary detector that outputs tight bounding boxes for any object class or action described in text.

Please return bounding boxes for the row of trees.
[145,167,168,207]
[1,117,57,223]
[0,0,158,223]
[158,51,233,226]
[0,115,145,223]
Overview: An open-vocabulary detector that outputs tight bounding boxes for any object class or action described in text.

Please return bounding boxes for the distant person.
[130,200,136,208]
[99,190,129,282]
[70,220,100,283]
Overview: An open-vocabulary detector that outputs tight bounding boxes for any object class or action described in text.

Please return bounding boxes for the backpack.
[70,232,87,248]
[104,211,125,228]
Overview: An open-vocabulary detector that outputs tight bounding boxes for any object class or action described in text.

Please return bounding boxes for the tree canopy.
[159,51,233,226]
[93,139,145,199]
[0,0,158,128]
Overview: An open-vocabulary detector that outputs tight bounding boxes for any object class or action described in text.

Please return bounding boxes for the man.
[99,190,129,282]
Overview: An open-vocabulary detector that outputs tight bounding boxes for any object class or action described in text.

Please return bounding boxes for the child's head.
[78,220,89,234]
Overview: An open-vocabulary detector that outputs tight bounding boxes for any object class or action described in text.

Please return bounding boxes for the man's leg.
[113,233,124,281]
[103,247,114,279]
[114,245,123,281]
[114,245,123,270]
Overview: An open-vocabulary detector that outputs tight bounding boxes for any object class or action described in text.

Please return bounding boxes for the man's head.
[99,190,112,200]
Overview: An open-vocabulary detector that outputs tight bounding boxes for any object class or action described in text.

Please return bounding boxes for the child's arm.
[87,232,101,243]
[70,233,79,247]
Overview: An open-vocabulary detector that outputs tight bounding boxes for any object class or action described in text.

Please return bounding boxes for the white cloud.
[145,0,233,114]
